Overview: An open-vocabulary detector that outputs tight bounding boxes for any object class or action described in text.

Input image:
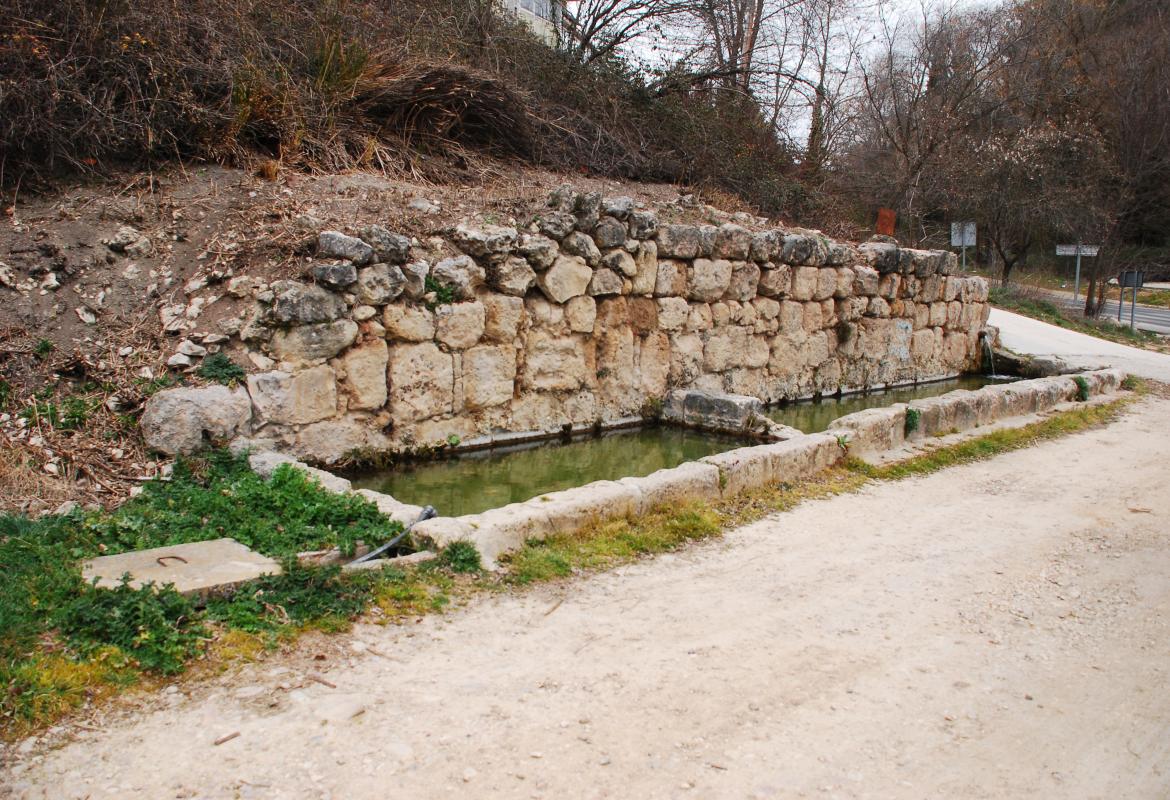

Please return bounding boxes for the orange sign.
[875,208,896,236]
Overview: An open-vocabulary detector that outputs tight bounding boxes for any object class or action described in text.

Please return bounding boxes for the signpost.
[1118,270,1145,330]
[951,221,976,271]
[1056,243,1100,301]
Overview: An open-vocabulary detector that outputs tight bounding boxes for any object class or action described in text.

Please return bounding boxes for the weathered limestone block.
[293,418,388,464]
[879,273,900,299]
[311,261,357,290]
[341,340,388,410]
[852,265,879,296]
[462,344,517,410]
[639,331,671,396]
[271,320,358,364]
[522,331,589,391]
[573,191,603,230]
[802,301,824,333]
[703,326,752,372]
[565,295,597,333]
[402,260,429,301]
[758,264,792,297]
[725,261,760,302]
[867,296,891,317]
[561,231,602,265]
[593,216,627,249]
[356,263,406,305]
[714,224,752,259]
[518,234,559,270]
[859,241,900,273]
[538,254,593,303]
[628,209,658,240]
[389,342,454,422]
[486,255,536,296]
[687,258,732,302]
[588,268,624,296]
[526,295,566,330]
[318,231,373,265]
[929,301,948,327]
[656,297,690,331]
[619,462,722,515]
[697,225,718,257]
[656,224,701,259]
[780,232,829,266]
[603,196,635,219]
[359,225,411,264]
[813,268,838,301]
[483,294,525,342]
[452,223,518,258]
[789,266,818,301]
[834,267,855,299]
[631,241,658,295]
[247,366,337,425]
[142,385,252,455]
[655,259,688,297]
[431,255,485,301]
[270,281,345,325]
[383,304,436,342]
[669,333,704,384]
[828,405,906,454]
[837,296,867,322]
[537,211,576,240]
[687,302,713,332]
[602,248,638,278]
[628,296,659,334]
[750,230,781,263]
[434,301,485,350]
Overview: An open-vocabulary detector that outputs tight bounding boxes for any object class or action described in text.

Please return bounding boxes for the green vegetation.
[989,285,1164,349]
[195,352,246,386]
[424,276,456,310]
[439,541,482,574]
[1073,375,1090,401]
[33,339,54,359]
[904,407,921,435]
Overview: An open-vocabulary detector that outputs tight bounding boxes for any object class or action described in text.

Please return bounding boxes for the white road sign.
[951,221,976,247]
[1056,244,1099,257]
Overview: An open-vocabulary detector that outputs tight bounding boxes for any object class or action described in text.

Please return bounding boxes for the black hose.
[347,505,438,566]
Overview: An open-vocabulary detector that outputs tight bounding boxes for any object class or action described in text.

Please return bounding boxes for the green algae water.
[350,427,746,518]
[767,375,1014,433]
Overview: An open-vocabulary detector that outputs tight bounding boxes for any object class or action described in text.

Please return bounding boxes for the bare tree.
[559,0,694,64]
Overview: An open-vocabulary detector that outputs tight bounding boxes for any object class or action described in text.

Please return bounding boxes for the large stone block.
[814,268,838,301]
[434,301,485,350]
[452,223,518,257]
[656,224,702,258]
[538,254,593,303]
[587,267,624,296]
[389,342,454,422]
[486,256,536,296]
[462,344,517,410]
[355,263,406,305]
[687,258,732,302]
[248,365,338,424]
[561,231,602,266]
[758,264,792,297]
[714,224,752,259]
[318,231,373,265]
[383,304,436,342]
[271,319,358,364]
[341,339,388,410]
[631,240,658,295]
[593,216,627,249]
[565,295,597,333]
[142,385,252,455]
[655,259,688,297]
[431,255,485,301]
[483,294,525,342]
[522,331,589,391]
[359,225,411,264]
[657,297,690,331]
[725,260,760,301]
[269,281,345,325]
[639,331,671,396]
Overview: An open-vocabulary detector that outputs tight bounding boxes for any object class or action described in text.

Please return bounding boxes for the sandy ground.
[991,308,1170,381]
[3,395,1167,799]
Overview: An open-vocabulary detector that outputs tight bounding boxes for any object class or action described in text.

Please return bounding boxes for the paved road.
[990,308,1170,382]
[1040,288,1170,335]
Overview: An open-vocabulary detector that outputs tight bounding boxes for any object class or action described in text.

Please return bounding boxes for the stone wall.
[144,187,992,462]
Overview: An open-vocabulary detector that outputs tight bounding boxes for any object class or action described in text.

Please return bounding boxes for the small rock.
[359,225,411,264]
[54,500,79,516]
[318,231,374,266]
[167,353,193,368]
[408,198,440,214]
[40,273,60,291]
[311,261,358,289]
[75,307,97,325]
[118,345,135,357]
[176,340,207,357]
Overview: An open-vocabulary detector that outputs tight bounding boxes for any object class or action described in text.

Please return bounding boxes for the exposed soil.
[5,397,1168,799]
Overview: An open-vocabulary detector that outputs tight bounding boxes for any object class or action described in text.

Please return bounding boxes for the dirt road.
[6,399,1170,799]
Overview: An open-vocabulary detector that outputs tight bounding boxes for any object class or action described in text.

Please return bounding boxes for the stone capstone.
[628,210,658,240]
[656,224,701,259]
[355,263,406,305]
[482,294,525,342]
[452,224,518,258]
[537,211,577,240]
[142,384,252,455]
[359,225,411,264]
[270,319,358,364]
[269,281,345,325]
[318,231,374,265]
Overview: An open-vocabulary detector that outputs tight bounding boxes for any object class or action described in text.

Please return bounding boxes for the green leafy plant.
[196,352,246,385]
[424,276,456,309]
[33,339,55,359]
[835,433,850,452]
[0,379,13,409]
[439,541,482,573]
[206,561,373,634]
[1073,375,1090,402]
[904,407,921,435]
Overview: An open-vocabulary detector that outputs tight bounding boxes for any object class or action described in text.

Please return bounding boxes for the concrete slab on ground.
[81,538,280,594]
[990,307,1170,382]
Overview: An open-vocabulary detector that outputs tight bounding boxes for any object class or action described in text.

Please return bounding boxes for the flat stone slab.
[81,538,281,595]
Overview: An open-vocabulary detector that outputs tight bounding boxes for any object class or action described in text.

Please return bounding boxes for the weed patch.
[196,353,246,386]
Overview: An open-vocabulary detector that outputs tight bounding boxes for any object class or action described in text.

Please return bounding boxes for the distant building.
[502,0,559,44]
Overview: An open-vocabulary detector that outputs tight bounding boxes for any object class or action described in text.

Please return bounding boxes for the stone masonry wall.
[143,187,992,462]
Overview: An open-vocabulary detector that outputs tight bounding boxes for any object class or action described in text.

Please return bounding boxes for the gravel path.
[6,398,1170,799]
